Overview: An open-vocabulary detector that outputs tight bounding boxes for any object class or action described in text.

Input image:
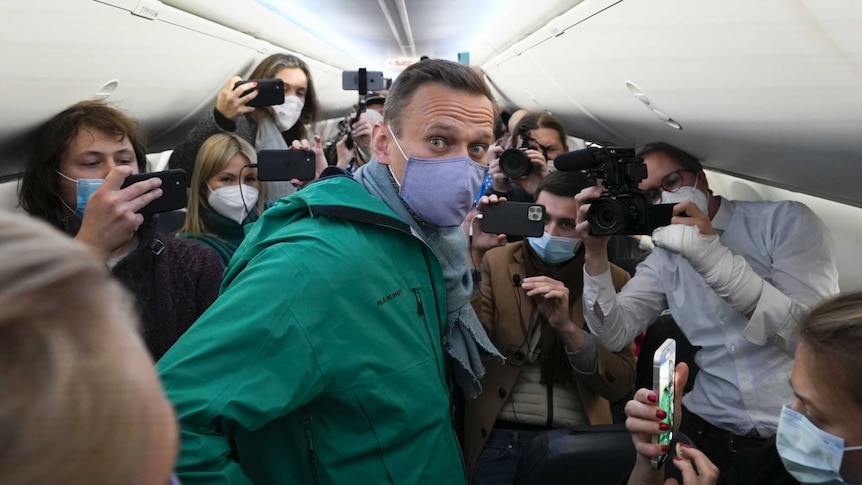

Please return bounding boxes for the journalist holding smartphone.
[19,100,223,360]
[168,53,328,201]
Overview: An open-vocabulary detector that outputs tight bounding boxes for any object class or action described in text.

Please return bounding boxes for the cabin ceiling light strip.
[378,0,414,57]
[625,80,683,131]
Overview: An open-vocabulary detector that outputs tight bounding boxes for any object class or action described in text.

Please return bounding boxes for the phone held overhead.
[234,79,285,107]
[121,169,187,215]
[554,146,674,235]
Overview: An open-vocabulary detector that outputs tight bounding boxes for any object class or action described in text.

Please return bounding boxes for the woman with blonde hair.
[178,133,268,265]
[0,212,179,485]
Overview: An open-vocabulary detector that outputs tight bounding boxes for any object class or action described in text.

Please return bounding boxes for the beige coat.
[464,242,635,480]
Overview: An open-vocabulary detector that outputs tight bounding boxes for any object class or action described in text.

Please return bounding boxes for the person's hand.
[289,136,327,187]
[335,134,353,168]
[510,148,550,195]
[75,166,163,260]
[669,200,715,236]
[487,146,508,193]
[574,185,611,252]
[351,110,382,154]
[215,76,258,121]
[521,275,586,349]
[465,194,507,266]
[625,363,689,457]
[667,445,719,485]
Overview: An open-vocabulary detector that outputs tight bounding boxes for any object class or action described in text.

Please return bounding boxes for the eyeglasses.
[644,169,694,203]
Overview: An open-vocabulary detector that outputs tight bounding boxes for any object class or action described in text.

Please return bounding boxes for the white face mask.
[527,231,580,265]
[776,405,862,484]
[207,184,259,225]
[272,95,304,132]
[659,174,709,215]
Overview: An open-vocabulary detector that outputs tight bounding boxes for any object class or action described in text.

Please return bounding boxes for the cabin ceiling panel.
[483,0,862,207]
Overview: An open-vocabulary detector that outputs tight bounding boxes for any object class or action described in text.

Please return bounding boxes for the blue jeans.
[472,427,543,485]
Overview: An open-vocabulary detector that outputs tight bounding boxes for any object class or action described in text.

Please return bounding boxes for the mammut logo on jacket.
[377,288,403,306]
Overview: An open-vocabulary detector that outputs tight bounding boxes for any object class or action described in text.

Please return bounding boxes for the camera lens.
[499,148,531,179]
[587,199,628,235]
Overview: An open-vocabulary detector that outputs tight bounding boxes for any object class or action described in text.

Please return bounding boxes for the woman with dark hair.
[169,53,326,200]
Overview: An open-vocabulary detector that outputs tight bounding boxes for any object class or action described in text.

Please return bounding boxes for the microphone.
[512,274,522,287]
[553,148,598,172]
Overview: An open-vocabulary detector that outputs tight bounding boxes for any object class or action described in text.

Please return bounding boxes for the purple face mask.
[388,125,488,227]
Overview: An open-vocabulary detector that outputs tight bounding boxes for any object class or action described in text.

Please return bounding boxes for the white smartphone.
[651,338,676,470]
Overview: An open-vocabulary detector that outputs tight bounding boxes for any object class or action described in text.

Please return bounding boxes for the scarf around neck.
[354,159,503,398]
[253,113,297,203]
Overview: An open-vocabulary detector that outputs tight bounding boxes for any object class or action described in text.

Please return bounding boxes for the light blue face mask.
[776,405,862,484]
[56,170,103,218]
[388,125,488,227]
[527,231,580,264]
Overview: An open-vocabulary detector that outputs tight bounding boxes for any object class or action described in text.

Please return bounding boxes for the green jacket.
[158,175,466,484]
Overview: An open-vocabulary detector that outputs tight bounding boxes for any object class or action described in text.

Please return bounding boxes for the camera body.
[499,127,534,179]
[577,146,674,235]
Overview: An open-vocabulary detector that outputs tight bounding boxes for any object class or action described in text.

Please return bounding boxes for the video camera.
[554,146,673,235]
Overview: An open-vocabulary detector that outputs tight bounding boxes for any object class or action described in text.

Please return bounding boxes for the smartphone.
[480,202,545,238]
[342,70,385,91]
[651,338,677,470]
[257,150,316,181]
[120,169,187,215]
[234,79,285,107]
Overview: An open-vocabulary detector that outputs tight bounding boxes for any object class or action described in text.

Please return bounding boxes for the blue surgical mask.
[56,170,103,218]
[776,405,862,484]
[527,231,580,264]
[388,125,488,227]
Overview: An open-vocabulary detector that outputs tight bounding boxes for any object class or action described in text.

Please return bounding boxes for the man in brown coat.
[466,171,634,484]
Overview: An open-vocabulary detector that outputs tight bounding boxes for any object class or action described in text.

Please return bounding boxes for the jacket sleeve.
[569,265,636,402]
[157,244,325,485]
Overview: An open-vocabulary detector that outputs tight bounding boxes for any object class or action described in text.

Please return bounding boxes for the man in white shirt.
[574,142,839,470]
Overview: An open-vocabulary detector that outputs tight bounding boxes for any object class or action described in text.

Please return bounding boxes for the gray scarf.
[254,113,297,202]
[355,159,502,398]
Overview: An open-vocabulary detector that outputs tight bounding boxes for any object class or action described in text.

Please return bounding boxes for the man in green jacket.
[158,59,501,484]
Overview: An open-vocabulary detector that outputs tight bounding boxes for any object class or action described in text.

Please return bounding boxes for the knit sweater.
[45,210,224,359]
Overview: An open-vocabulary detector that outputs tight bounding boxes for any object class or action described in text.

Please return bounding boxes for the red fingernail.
[647,394,657,403]
[673,456,685,462]
[661,445,670,452]
[659,423,670,431]
[681,443,691,448]
[656,409,667,419]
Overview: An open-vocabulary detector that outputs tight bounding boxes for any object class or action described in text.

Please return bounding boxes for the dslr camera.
[499,126,534,179]
[561,146,673,235]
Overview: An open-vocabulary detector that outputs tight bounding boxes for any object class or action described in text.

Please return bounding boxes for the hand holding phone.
[120,169,188,215]
[480,201,545,238]
[651,338,677,470]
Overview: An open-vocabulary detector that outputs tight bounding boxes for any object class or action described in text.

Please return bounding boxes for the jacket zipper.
[303,409,321,485]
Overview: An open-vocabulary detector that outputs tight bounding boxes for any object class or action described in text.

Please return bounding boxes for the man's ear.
[371,123,391,165]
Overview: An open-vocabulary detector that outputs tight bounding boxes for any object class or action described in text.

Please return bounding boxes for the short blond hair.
[0,212,170,484]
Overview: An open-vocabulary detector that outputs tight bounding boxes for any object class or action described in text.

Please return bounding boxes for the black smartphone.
[480,202,545,238]
[234,79,285,107]
[257,150,316,181]
[120,169,187,215]
[342,70,385,91]
[651,338,676,470]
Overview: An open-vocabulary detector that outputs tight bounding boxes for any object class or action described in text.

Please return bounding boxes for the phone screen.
[651,338,676,470]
